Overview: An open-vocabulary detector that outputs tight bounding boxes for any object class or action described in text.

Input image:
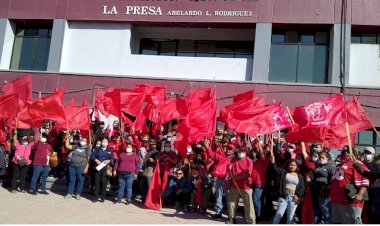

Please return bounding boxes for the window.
[269,31,329,84]
[139,39,254,59]
[10,25,52,71]
[351,34,380,44]
[355,129,380,155]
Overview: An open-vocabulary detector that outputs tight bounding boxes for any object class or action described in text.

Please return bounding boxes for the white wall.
[349,44,380,87]
[60,22,252,81]
[0,19,15,70]
[60,22,132,74]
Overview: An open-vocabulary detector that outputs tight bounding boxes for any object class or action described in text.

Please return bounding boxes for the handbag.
[49,154,59,168]
[17,157,27,167]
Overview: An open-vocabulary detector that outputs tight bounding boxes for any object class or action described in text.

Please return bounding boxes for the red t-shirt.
[251,168,262,187]
[230,157,253,190]
[32,142,53,166]
[159,151,178,173]
[252,158,270,188]
[330,161,369,208]
[108,140,123,159]
[304,156,316,171]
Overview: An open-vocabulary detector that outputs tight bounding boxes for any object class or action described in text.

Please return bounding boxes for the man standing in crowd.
[330,150,369,224]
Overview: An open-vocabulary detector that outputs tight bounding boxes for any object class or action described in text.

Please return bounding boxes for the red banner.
[2,74,32,109]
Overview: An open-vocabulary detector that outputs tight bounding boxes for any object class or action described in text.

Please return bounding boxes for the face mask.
[312,156,318,162]
[164,147,171,152]
[101,142,108,148]
[41,128,46,134]
[288,148,295,153]
[22,141,28,145]
[192,174,199,177]
[41,138,47,143]
[320,159,328,165]
[80,141,87,147]
[126,148,133,153]
[167,137,172,142]
[96,144,101,148]
[114,124,119,128]
[187,147,192,154]
[364,154,373,161]
[238,152,246,159]
[335,161,340,165]
[296,159,303,165]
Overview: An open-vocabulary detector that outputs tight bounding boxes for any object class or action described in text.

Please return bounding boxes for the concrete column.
[328,24,351,86]
[0,19,16,70]
[252,23,272,83]
[47,19,68,72]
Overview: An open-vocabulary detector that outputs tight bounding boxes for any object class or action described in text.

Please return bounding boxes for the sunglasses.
[175,172,183,175]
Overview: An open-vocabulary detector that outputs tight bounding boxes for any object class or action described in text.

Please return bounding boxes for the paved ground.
[0,178,232,224]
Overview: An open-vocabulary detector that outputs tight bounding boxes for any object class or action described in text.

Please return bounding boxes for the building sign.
[65,0,260,23]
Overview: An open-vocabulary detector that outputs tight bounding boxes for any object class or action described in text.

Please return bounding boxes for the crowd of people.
[0,117,379,224]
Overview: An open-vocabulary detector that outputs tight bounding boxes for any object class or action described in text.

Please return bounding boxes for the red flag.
[301,188,314,224]
[134,84,167,107]
[273,108,293,132]
[95,89,121,118]
[286,125,325,143]
[161,163,170,192]
[60,100,91,131]
[0,94,19,119]
[160,98,188,124]
[26,88,66,128]
[219,96,265,123]
[174,125,190,158]
[144,163,162,210]
[68,97,76,107]
[227,103,281,136]
[143,104,160,124]
[233,89,255,103]
[185,88,215,110]
[119,89,146,117]
[322,97,371,149]
[292,94,346,128]
[2,74,32,109]
[134,111,148,132]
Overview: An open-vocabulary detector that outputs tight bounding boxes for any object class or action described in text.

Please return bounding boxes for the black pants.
[94,167,108,198]
[175,192,191,205]
[11,163,29,191]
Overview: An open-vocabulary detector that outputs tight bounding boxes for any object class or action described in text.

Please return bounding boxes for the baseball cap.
[363,146,375,155]
[149,139,157,145]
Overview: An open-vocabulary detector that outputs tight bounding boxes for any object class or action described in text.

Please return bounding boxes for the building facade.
[0,0,379,153]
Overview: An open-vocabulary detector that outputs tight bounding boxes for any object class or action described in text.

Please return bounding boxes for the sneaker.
[39,190,49,195]
[29,190,37,195]
[226,218,237,224]
[64,194,72,199]
[11,189,17,194]
[212,213,223,219]
[100,198,105,203]
[126,200,131,205]
[75,195,81,200]
[20,189,26,193]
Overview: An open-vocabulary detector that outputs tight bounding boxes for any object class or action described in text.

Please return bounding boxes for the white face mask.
[80,141,87,147]
[320,159,328,165]
[364,154,373,162]
[312,156,318,163]
[187,147,192,154]
[288,148,295,153]
[192,174,199,177]
[22,141,28,146]
[101,142,108,148]
[96,144,101,148]
[238,152,246,159]
[164,147,171,152]
[41,138,47,143]
[126,148,133,153]
[167,137,172,142]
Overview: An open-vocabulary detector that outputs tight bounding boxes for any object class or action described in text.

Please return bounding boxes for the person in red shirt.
[29,133,54,195]
[330,150,369,224]
[252,141,271,222]
[108,132,123,159]
[227,146,255,224]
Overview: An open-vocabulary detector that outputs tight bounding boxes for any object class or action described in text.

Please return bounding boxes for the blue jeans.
[118,173,135,202]
[215,178,225,215]
[273,195,298,224]
[313,197,331,224]
[68,165,85,195]
[31,165,50,191]
[253,186,263,218]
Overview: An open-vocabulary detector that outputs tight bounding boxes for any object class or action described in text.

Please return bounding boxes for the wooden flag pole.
[39,91,42,98]
[345,122,353,155]
[373,126,380,140]
[285,106,295,125]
